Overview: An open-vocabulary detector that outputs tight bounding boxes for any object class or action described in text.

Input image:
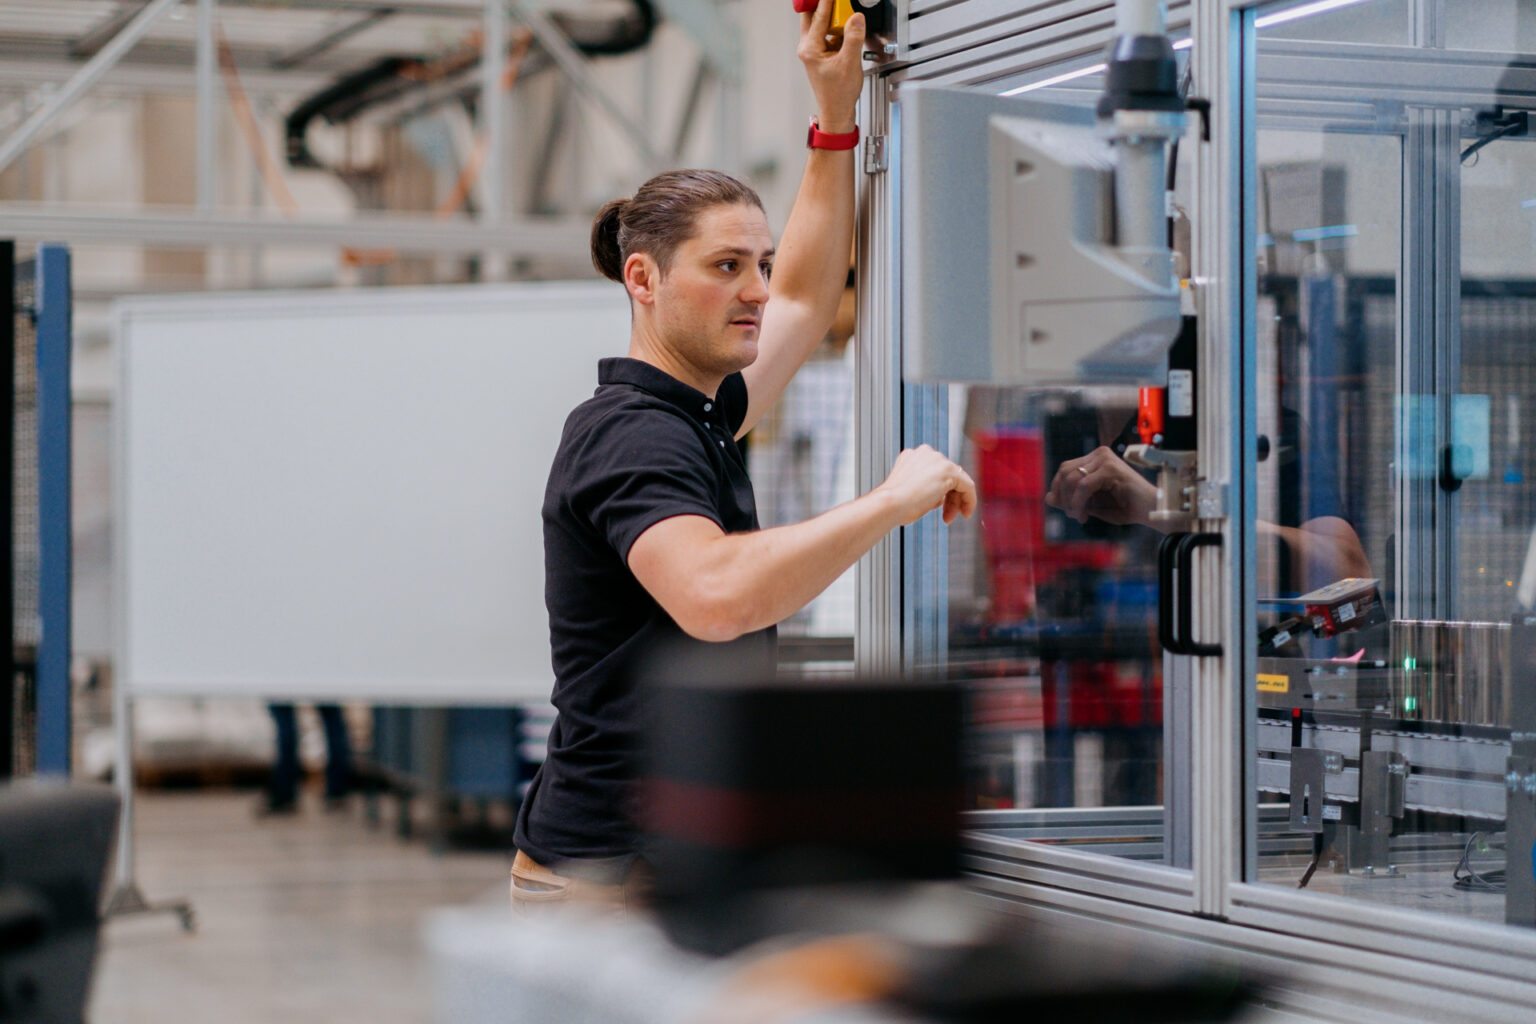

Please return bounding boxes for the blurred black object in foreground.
[640,674,962,955]
[639,673,1263,1022]
[0,782,119,1023]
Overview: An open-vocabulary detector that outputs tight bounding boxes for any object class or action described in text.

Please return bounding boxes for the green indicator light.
[1405,697,1418,712]
[1403,656,1416,671]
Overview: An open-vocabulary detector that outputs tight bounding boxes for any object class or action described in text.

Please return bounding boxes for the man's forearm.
[673,490,900,642]
[771,142,857,325]
[1260,517,1372,591]
[630,445,974,642]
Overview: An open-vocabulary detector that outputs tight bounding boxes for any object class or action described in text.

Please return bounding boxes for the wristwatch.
[807,117,860,151]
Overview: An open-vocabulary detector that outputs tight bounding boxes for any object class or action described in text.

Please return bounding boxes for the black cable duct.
[283,0,657,171]
[284,56,418,169]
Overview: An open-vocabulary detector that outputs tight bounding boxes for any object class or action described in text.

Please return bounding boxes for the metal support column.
[1508,616,1536,927]
[1190,0,1250,910]
[1393,0,1461,622]
[0,240,12,779]
[196,0,217,213]
[855,74,901,676]
[481,0,508,280]
[34,245,71,777]
[1163,651,1194,868]
[1398,107,1462,621]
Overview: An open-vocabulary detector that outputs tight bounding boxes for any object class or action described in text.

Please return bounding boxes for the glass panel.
[920,381,1168,835]
[906,63,1196,865]
[1249,0,1536,927]
[1253,0,1410,43]
[1441,0,1536,52]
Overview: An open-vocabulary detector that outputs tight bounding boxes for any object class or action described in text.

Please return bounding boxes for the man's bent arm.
[739,5,865,437]
[628,445,975,642]
[1260,517,1373,593]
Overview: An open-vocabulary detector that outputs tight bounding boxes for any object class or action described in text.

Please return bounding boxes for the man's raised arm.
[738,0,866,437]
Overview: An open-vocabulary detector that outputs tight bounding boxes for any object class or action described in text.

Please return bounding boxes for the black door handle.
[1177,533,1223,657]
[1158,533,1187,654]
[1158,531,1222,656]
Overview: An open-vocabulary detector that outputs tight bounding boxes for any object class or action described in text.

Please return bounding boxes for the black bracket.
[1461,106,1528,165]
[1186,96,1212,141]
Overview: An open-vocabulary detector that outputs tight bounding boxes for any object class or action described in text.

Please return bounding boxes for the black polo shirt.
[514,357,777,879]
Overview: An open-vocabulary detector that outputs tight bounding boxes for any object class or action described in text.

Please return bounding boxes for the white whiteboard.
[114,282,632,704]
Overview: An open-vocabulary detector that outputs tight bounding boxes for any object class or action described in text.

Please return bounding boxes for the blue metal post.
[34,244,71,776]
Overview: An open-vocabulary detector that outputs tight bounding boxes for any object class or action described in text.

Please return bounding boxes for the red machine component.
[1138,386,1167,446]
[1042,662,1163,730]
[974,429,1120,621]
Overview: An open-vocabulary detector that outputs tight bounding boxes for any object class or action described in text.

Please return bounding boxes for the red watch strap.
[807,119,860,151]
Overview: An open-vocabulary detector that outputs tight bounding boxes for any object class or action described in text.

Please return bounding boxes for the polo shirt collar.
[598,357,723,424]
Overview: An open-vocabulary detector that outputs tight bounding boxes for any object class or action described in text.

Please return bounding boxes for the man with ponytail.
[511,0,977,913]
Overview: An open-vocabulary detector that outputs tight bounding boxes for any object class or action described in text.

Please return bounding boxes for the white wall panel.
[114,280,631,703]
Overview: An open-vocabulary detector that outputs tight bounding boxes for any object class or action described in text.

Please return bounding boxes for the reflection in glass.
[898,55,1204,864]
[948,387,1166,822]
[902,377,1169,864]
[1250,0,1536,929]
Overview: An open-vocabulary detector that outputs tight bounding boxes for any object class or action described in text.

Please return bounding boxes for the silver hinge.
[864,134,888,174]
[1196,480,1229,520]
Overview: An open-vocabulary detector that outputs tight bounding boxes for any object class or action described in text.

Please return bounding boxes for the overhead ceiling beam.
[0,57,330,97]
[0,0,185,177]
[269,8,398,70]
[70,1,155,60]
[0,202,593,260]
[57,0,483,14]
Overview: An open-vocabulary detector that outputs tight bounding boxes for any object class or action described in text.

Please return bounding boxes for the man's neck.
[627,331,723,399]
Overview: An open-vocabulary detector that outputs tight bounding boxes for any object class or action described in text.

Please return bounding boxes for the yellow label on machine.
[1257,673,1290,693]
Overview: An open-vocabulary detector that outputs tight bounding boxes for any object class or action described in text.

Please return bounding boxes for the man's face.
[649,203,775,380]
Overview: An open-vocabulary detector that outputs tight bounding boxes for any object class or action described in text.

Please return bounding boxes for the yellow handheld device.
[829,0,856,40]
[796,0,856,42]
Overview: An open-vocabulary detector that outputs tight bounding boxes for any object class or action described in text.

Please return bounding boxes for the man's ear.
[624,253,659,306]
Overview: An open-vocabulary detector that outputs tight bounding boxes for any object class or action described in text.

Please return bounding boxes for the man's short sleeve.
[721,372,750,436]
[569,408,725,561]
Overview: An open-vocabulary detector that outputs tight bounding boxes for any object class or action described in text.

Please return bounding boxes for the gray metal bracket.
[864,134,888,174]
[1357,749,1409,877]
[1289,748,1338,832]
[1196,479,1229,520]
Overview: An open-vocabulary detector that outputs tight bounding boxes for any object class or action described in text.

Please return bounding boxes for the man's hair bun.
[590,198,629,282]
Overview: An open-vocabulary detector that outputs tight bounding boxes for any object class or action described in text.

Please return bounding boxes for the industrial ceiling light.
[1001,64,1107,97]
[1254,0,1375,30]
[1003,37,1189,97]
